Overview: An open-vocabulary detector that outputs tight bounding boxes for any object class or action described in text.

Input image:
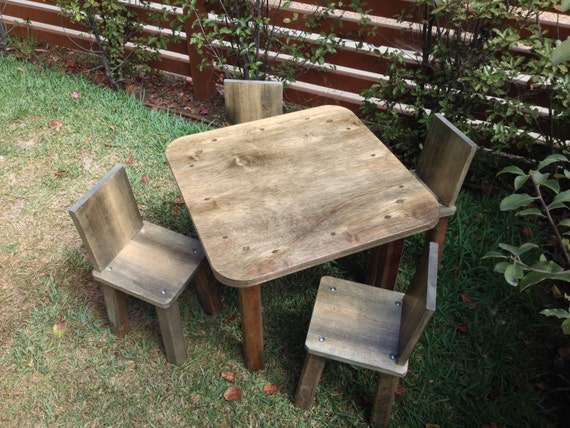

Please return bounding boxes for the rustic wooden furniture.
[295,242,439,427]
[368,113,477,289]
[166,105,440,371]
[68,164,221,365]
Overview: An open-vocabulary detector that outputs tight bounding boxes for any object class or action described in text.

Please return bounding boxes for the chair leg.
[367,239,405,290]
[194,259,222,315]
[370,374,400,428]
[294,352,327,409]
[156,300,187,365]
[101,284,129,337]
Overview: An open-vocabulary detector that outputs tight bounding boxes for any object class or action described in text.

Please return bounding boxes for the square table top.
[166,105,439,287]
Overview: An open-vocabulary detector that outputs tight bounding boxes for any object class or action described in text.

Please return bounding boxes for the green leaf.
[521,270,570,291]
[497,165,525,176]
[559,219,570,228]
[504,263,524,286]
[537,154,569,170]
[498,242,538,256]
[562,0,570,12]
[562,317,570,335]
[482,251,508,259]
[493,261,510,274]
[540,308,570,319]
[552,37,570,66]
[551,190,570,205]
[531,171,550,185]
[516,207,543,217]
[500,194,537,211]
[514,175,529,191]
[541,179,561,194]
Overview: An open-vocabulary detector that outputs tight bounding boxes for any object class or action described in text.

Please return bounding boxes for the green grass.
[0,55,553,426]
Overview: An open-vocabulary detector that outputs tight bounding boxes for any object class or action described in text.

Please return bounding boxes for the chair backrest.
[68,164,143,272]
[415,114,477,210]
[397,241,439,364]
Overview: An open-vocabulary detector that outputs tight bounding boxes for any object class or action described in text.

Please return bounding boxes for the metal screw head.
[106,266,113,271]
[329,287,336,292]
[318,336,325,342]
[395,301,402,307]
[192,248,199,255]
[390,353,398,361]
[160,289,167,295]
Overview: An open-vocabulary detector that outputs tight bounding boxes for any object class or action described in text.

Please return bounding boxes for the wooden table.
[166,105,439,371]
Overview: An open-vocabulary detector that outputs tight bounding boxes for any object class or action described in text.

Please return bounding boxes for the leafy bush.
[485,154,570,333]
[56,0,173,89]
[178,0,369,82]
[360,0,569,162]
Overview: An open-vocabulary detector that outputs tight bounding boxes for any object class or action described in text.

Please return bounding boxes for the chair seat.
[94,221,204,309]
[306,276,408,377]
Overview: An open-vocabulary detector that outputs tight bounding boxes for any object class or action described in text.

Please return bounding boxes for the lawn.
[0,54,557,426]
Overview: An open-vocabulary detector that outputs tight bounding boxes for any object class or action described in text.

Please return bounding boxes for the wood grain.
[167,105,440,287]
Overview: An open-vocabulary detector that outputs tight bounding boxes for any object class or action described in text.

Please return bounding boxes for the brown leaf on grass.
[221,369,236,382]
[125,156,134,165]
[551,285,562,299]
[223,386,241,401]
[48,119,62,131]
[109,124,115,131]
[395,383,406,395]
[262,384,279,395]
[174,197,185,205]
[141,174,149,183]
[460,293,476,309]
[457,325,468,333]
[452,266,461,276]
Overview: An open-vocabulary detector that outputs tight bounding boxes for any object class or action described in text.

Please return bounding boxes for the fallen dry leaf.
[457,325,468,333]
[551,285,562,299]
[262,384,279,395]
[223,386,241,401]
[460,293,474,303]
[221,369,236,382]
[125,156,134,165]
[141,174,149,183]
[48,119,62,131]
[395,383,406,395]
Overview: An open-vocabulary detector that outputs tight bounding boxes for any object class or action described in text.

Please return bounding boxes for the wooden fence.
[2,0,570,139]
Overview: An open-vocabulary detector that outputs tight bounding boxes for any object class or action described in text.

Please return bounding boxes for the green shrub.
[56,0,174,89]
[360,0,569,162]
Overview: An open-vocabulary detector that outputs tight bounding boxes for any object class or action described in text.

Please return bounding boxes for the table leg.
[238,285,264,371]
[366,239,405,290]
[425,217,448,269]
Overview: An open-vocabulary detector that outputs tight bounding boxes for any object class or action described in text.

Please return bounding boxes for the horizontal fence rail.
[2,0,570,146]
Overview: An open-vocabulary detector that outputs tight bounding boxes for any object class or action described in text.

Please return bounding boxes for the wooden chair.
[295,242,438,427]
[368,113,477,289]
[68,164,221,365]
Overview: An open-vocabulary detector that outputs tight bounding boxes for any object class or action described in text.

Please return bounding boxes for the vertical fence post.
[183,0,216,100]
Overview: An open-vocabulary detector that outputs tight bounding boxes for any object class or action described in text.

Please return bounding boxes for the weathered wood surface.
[296,242,438,427]
[166,105,439,288]
[69,164,220,365]
[224,79,283,124]
[305,276,408,375]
